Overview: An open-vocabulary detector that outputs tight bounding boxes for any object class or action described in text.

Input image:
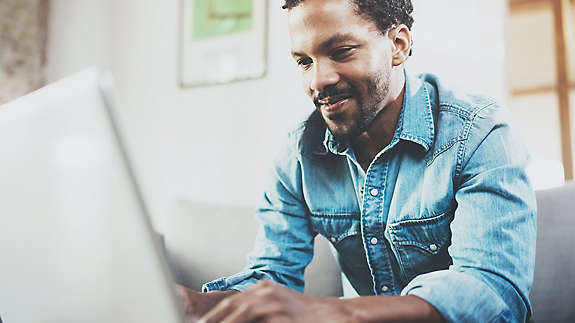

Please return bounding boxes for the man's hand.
[179,281,444,323]
[175,284,239,322]
[198,280,353,323]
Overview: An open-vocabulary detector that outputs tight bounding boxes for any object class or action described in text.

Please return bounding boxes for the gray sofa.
[163,200,342,297]
[530,181,575,322]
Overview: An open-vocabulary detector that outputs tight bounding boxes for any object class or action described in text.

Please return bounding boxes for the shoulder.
[418,73,500,122]
[417,73,515,141]
[418,73,521,170]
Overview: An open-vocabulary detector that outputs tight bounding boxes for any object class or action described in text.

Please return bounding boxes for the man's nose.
[310,61,339,93]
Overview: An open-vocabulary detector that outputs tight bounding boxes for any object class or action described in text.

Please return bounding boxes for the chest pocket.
[387,211,453,284]
[309,213,360,245]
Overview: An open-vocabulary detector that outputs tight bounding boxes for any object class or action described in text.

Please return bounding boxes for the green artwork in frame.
[192,0,253,39]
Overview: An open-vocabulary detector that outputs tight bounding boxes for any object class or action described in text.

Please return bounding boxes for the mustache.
[313,85,355,106]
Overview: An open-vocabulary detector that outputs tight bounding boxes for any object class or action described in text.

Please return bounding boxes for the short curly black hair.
[282,0,414,34]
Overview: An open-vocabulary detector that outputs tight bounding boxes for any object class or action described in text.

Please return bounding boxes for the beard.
[315,70,391,145]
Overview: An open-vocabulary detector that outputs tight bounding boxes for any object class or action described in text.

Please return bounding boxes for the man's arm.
[172,128,318,322]
[202,131,316,294]
[178,131,316,320]
[198,280,444,323]
[399,103,537,322]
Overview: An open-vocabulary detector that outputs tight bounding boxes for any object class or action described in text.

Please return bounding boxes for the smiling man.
[178,0,537,322]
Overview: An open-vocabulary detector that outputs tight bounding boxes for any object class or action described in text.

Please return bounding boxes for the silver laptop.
[0,69,186,323]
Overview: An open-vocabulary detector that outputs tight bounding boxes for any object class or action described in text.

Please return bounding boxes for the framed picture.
[179,0,267,87]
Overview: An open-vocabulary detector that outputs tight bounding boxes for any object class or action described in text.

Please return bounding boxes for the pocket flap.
[387,211,453,254]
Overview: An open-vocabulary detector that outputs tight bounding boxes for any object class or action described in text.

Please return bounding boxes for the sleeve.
[400,104,537,323]
[203,132,317,293]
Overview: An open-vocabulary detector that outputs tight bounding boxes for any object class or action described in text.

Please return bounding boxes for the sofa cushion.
[530,182,575,322]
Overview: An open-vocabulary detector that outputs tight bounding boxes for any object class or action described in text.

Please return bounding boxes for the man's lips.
[323,98,350,113]
[317,94,353,113]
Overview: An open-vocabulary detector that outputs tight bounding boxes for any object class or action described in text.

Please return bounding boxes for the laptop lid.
[0,68,185,323]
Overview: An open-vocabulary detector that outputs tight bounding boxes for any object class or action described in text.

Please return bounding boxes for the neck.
[351,71,406,171]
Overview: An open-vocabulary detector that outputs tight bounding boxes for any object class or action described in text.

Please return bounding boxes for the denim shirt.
[203,73,537,323]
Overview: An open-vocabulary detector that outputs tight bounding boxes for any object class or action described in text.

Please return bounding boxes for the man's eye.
[297,58,312,69]
[331,47,355,60]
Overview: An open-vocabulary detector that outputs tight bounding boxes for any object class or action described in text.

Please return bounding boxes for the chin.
[322,110,361,136]
[326,124,354,142]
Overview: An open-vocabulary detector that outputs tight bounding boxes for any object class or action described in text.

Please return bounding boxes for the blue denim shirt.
[203,73,537,323]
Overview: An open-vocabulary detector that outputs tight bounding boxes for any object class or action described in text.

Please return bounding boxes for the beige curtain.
[0,0,49,104]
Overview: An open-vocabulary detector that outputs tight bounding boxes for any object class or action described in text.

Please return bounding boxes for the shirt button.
[330,237,337,243]
[381,285,389,292]
[370,237,378,245]
[370,188,379,196]
[429,244,438,251]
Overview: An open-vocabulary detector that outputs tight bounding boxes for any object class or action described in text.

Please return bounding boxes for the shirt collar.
[397,71,435,151]
[315,71,435,156]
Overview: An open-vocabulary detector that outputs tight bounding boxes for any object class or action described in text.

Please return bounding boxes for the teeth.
[319,96,348,105]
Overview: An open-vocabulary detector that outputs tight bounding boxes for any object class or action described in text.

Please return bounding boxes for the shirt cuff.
[401,270,512,323]
[202,270,273,292]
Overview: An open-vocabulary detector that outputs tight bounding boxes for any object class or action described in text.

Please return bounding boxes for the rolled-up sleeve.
[401,104,537,322]
[203,132,316,293]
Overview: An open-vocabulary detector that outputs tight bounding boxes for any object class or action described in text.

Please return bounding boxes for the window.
[507,0,575,188]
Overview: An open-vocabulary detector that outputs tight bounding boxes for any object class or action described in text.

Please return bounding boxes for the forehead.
[288,0,380,52]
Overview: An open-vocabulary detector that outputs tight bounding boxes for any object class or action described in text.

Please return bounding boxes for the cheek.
[302,75,313,98]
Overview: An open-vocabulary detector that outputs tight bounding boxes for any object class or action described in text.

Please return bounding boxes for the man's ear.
[389,25,412,66]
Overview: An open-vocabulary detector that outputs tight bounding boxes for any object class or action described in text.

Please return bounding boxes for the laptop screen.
[0,69,185,323]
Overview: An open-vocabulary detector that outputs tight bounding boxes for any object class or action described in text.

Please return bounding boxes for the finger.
[175,285,186,299]
[220,302,251,323]
[242,280,281,300]
[221,301,284,323]
[200,281,283,323]
[201,289,282,323]
[264,315,292,323]
[174,285,209,321]
[199,293,241,323]
[174,286,192,310]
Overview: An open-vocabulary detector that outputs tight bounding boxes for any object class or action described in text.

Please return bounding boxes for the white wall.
[46,0,111,81]
[409,0,507,102]
[48,0,313,229]
[106,0,312,230]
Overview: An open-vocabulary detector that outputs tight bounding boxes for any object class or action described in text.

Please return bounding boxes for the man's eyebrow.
[291,33,358,58]
[291,51,304,58]
[319,33,357,51]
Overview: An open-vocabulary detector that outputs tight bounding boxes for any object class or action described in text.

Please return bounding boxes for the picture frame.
[178,0,268,88]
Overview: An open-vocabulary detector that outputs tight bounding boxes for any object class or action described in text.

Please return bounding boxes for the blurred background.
[1,0,573,295]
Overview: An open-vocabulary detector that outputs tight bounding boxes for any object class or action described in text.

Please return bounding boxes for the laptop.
[0,69,186,323]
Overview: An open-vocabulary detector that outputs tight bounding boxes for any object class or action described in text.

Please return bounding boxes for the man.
[178,0,537,322]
